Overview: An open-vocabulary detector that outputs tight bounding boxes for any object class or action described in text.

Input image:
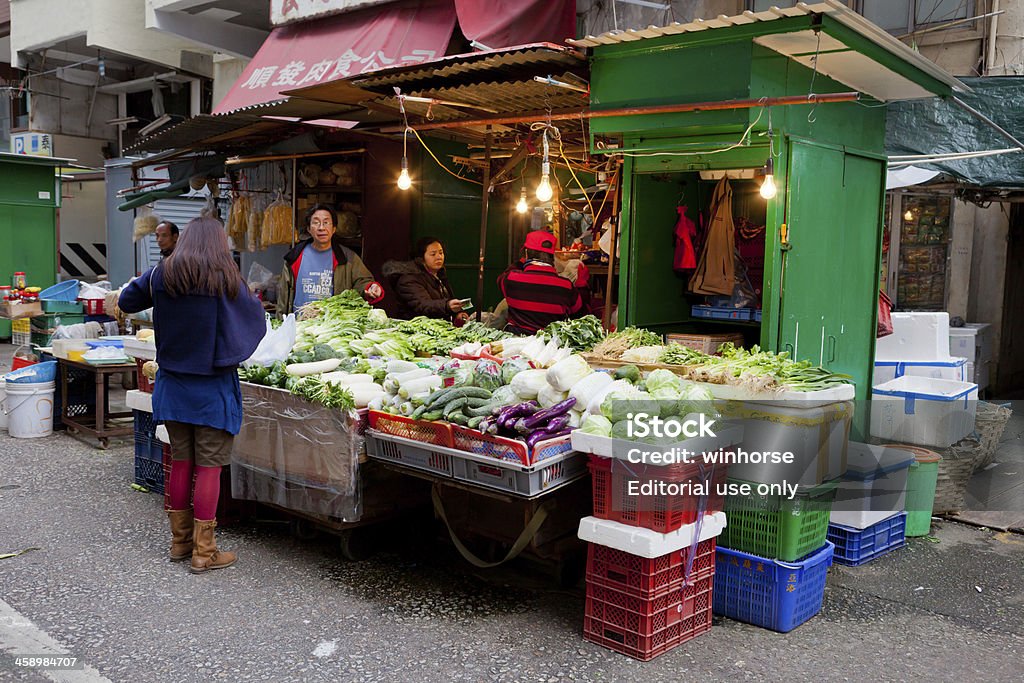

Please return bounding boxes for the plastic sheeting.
[886,77,1024,188]
[231,383,362,521]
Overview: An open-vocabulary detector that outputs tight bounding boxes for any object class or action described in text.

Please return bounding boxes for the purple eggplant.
[478,416,495,434]
[520,397,576,431]
[526,427,572,450]
[496,401,540,430]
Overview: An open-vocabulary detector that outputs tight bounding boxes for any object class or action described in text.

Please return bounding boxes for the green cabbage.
[678,381,717,418]
[645,369,681,394]
[600,389,659,424]
[650,386,681,417]
[579,414,613,437]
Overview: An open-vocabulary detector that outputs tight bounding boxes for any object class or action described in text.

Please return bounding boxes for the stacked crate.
[579,453,728,660]
[827,442,914,566]
[709,400,849,632]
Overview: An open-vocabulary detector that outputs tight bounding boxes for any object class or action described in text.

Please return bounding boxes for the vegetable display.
[592,327,663,359]
[541,315,606,352]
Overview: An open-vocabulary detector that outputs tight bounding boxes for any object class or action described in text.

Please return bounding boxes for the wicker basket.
[932,438,981,515]
[972,402,1012,472]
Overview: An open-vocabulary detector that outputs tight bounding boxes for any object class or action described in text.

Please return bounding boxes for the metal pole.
[382,92,861,134]
[475,129,492,322]
[950,95,1024,152]
[602,163,622,331]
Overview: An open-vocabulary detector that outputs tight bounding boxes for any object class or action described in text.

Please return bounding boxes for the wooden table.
[58,358,137,449]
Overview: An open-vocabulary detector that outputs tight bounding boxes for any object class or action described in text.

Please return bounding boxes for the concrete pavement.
[1,428,1021,682]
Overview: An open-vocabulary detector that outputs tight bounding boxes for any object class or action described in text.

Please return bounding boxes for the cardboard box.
[0,300,43,319]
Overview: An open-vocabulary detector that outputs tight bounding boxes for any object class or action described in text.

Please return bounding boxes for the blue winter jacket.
[118,264,266,375]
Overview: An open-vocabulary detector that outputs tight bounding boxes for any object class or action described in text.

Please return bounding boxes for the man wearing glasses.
[278,203,384,315]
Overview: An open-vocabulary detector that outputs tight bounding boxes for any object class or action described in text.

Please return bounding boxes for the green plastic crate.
[719,478,838,562]
[41,300,84,314]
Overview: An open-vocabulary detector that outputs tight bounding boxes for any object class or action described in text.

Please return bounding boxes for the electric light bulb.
[903,209,914,221]
[515,187,528,214]
[759,157,777,200]
[536,174,553,204]
[397,159,411,190]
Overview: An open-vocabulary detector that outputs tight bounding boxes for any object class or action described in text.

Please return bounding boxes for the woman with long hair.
[119,217,266,574]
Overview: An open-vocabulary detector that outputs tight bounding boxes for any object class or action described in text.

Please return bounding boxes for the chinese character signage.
[271,0,393,27]
[11,132,53,157]
[215,0,455,114]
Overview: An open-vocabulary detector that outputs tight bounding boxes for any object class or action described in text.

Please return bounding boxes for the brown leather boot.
[167,509,194,561]
[190,519,237,574]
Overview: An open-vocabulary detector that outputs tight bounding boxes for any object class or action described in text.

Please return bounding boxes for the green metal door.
[779,139,883,399]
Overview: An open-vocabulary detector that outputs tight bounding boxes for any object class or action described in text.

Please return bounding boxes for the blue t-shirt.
[292,244,334,311]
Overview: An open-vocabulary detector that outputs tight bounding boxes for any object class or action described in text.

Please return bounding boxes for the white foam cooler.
[717,400,852,487]
[830,443,914,529]
[577,512,727,558]
[874,312,951,361]
[870,376,978,448]
[873,357,967,385]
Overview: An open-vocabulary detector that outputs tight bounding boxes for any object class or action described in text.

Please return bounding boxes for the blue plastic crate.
[713,542,834,633]
[827,512,906,567]
[754,309,762,322]
[134,453,165,494]
[691,305,754,322]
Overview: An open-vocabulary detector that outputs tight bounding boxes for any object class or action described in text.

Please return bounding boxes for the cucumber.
[431,387,492,408]
[442,398,469,419]
[421,409,444,421]
[466,402,497,417]
[467,415,487,429]
[448,413,469,426]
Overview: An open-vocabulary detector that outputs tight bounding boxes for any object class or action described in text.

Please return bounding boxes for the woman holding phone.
[384,236,470,324]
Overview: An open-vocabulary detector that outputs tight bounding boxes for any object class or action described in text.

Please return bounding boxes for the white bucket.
[0,379,7,432]
[4,380,56,439]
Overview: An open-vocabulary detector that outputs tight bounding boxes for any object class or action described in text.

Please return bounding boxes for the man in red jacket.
[498,230,589,334]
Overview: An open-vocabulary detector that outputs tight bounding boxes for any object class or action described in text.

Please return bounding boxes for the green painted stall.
[0,153,65,339]
[576,5,965,401]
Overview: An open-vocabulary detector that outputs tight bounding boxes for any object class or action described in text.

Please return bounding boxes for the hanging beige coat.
[688,177,736,296]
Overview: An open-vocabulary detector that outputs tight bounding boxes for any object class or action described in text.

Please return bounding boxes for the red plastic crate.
[135,357,154,393]
[79,298,105,315]
[583,572,714,661]
[589,456,728,533]
[587,538,717,600]
[451,425,571,465]
[368,410,453,447]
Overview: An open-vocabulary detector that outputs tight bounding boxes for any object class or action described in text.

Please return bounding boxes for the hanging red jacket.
[673,205,698,270]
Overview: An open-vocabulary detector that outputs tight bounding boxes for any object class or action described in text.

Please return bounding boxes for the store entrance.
[622,168,766,349]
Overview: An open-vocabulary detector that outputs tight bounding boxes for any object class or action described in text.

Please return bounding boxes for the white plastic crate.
[717,401,852,487]
[875,312,951,361]
[870,376,978,448]
[830,443,914,530]
[873,357,967,386]
[577,512,727,558]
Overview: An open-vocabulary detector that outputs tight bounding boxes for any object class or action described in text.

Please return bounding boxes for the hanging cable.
[807,29,823,123]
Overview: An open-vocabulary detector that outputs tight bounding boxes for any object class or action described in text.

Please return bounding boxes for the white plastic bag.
[245,314,296,367]
[598,219,618,258]
[79,280,111,300]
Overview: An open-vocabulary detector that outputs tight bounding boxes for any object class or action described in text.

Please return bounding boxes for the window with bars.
[747,1,975,35]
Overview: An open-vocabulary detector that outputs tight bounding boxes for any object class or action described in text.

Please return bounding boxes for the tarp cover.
[886,77,1024,188]
[455,0,576,50]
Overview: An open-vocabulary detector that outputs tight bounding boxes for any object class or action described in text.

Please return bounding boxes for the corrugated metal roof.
[284,43,586,104]
[568,0,966,101]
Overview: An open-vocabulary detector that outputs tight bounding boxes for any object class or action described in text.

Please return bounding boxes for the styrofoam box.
[125,389,153,413]
[872,357,967,386]
[718,401,852,487]
[578,512,727,558]
[124,338,156,361]
[948,323,992,365]
[875,312,951,361]
[870,376,978,448]
[830,443,914,530]
[704,381,855,408]
[571,425,744,464]
[968,361,990,393]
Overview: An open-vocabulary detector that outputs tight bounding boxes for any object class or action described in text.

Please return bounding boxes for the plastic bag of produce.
[244,314,292,367]
[500,357,531,385]
[472,359,503,392]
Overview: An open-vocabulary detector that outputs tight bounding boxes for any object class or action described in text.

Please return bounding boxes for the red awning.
[213,0,457,115]
[454,0,575,50]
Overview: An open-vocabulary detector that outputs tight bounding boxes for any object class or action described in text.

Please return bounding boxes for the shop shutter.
[136,197,208,271]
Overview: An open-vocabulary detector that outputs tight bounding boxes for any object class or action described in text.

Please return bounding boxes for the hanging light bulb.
[515,186,528,214]
[903,208,914,222]
[536,128,553,202]
[397,157,412,190]
[759,157,777,200]
[536,162,553,202]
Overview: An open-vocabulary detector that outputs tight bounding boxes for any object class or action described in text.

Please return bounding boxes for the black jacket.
[382,259,456,321]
